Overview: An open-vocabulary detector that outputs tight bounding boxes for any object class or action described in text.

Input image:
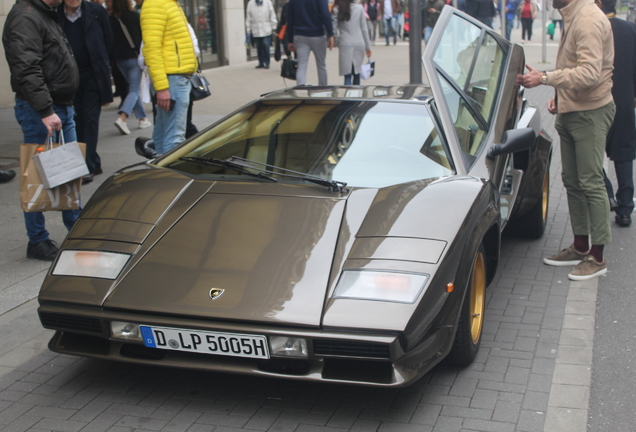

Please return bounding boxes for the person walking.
[423,0,444,43]
[141,0,197,155]
[3,0,82,260]
[379,0,400,45]
[549,1,563,36]
[274,0,291,58]
[518,0,538,42]
[332,0,372,85]
[520,0,615,280]
[468,0,496,27]
[286,0,334,86]
[364,0,380,44]
[505,0,516,40]
[58,0,113,185]
[597,0,636,227]
[110,0,151,135]
[245,0,277,69]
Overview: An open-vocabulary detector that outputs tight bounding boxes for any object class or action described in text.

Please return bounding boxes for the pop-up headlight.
[333,270,429,304]
[52,251,130,279]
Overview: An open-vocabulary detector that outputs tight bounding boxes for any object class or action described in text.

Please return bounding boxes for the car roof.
[259,85,434,103]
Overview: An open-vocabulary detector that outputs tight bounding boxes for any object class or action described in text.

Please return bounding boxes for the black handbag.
[281,57,297,81]
[190,71,211,101]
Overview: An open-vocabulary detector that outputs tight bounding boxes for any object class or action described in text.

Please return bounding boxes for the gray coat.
[333,2,371,76]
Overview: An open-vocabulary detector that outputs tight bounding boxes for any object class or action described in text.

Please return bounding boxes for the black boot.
[27,240,59,261]
[0,170,16,183]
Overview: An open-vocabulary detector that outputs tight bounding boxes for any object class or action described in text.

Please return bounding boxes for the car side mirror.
[487,128,536,159]
[135,137,158,159]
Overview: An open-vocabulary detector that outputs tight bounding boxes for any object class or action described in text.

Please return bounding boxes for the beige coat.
[245,0,278,38]
[544,0,614,113]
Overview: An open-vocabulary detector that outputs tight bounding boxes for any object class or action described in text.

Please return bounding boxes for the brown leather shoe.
[82,173,94,185]
[616,214,632,227]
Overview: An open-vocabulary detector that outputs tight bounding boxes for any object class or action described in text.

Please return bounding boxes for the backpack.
[367,2,378,21]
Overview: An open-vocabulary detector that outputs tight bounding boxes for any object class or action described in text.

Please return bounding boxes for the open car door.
[422,6,528,226]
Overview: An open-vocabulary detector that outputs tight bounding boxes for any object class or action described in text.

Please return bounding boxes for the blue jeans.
[384,16,397,45]
[152,75,191,154]
[424,26,433,43]
[505,19,514,41]
[344,65,360,85]
[117,57,147,120]
[255,35,272,67]
[14,98,82,244]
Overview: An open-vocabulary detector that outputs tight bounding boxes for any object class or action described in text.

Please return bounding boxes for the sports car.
[37,8,552,387]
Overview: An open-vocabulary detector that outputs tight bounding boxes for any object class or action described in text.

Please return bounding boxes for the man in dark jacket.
[287,0,334,86]
[424,0,444,42]
[599,0,636,227]
[3,0,81,261]
[58,0,113,185]
[467,0,496,27]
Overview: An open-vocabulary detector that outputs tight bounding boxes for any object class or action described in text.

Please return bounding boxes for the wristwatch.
[540,71,548,85]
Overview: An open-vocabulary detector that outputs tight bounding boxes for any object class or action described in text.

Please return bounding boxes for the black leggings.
[521,17,533,41]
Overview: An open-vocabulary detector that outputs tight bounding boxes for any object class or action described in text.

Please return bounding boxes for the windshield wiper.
[228,156,347,193]
[178,157,278,182]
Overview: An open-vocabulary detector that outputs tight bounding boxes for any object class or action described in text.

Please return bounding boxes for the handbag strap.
[46,130,65,150]
[118,18,136,51]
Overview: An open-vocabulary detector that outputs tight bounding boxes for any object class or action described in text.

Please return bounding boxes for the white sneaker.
[114,118,131,135]
[139,119,152,129]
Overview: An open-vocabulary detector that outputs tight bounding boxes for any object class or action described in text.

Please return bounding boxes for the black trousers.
[521,17,533,41]
[605,161,635,217]
[74,73,102,174]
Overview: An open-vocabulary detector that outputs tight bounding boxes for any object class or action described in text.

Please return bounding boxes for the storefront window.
[179,0,223,69]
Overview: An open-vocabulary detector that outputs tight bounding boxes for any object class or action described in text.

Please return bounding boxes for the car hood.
[101,173,348,327]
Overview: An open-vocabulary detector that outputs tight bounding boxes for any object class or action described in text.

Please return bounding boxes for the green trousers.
[555,101,615,246]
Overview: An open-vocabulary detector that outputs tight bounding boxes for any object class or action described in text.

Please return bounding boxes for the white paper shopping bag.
[31,132,89,189]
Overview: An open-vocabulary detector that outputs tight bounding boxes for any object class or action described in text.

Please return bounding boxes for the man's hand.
[327,36,335,50]
[41,113,62,135]
[156,89,172,111]
[428,7,436,13]
[547,97,558,115]
[519,64,542,89]
[288,42,296,52]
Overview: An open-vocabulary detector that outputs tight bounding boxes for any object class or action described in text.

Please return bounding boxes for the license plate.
[139,325,269,359]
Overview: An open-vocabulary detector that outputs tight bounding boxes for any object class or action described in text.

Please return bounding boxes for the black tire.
[506,166,550,239]
[446,244,487,366]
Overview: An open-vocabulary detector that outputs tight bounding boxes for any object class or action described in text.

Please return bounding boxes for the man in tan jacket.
[520,0,615,281]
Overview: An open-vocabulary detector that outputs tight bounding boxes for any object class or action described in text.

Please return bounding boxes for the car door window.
[466,33,505,123]
[439,76,487,166]
[432,14,505,125]
[433,15,481,89]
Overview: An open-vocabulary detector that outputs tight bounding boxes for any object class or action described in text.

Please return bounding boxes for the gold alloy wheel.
[541,171,549,223]
[470,251,486,345]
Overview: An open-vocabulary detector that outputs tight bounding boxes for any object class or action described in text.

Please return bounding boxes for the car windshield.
[159,99,454,188]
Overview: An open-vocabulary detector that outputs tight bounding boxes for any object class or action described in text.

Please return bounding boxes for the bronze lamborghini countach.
[37,8,552,386]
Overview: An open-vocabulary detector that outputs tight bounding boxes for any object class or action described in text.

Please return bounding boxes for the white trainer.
[139,119,152,129]
[114,118,131,135]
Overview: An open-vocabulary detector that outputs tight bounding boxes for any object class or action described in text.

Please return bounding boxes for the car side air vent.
[39,312,103,335]
[313,339,390,359]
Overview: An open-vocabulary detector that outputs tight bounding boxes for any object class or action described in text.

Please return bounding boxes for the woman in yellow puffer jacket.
[141,0,197,90]
[140,0,198,154]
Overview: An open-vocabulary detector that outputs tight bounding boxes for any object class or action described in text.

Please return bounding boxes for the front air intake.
[39,312,103,335]
[313,339,390,359]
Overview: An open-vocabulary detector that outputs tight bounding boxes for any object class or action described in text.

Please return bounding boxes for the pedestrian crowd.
[0,0,634,281]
